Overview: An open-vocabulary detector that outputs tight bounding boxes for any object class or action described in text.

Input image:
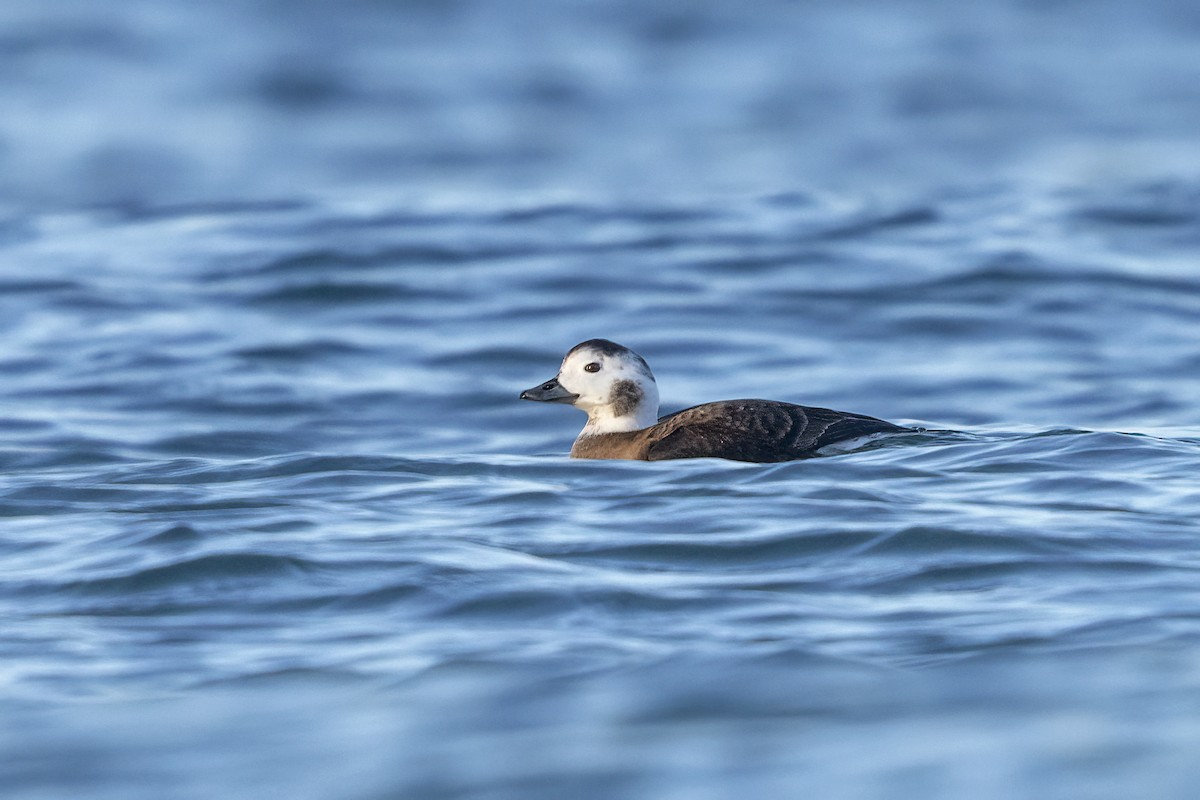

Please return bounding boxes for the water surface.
[3,2,1200,799]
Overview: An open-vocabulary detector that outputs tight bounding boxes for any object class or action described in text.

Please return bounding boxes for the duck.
[520,339,908,462]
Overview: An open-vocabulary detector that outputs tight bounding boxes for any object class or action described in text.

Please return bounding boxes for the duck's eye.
[583,362,601,373]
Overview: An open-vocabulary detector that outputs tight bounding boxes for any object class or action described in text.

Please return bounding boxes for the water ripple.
[4,182,1200,799]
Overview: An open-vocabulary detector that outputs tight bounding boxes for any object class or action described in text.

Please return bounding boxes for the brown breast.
[570,430,653,460]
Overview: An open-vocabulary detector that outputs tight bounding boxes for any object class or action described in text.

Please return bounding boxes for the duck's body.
[569,399,903,462]
[521,339,907,463]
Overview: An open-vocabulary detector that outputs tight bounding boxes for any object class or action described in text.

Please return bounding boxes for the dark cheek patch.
[610,380,643,417]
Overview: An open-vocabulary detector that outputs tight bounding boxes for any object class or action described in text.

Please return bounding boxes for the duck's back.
[642,399,906,462]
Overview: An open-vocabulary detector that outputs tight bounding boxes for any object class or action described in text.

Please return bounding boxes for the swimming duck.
[520,339,907,462]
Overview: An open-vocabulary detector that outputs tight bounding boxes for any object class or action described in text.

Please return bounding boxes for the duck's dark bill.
[520,378,578,403]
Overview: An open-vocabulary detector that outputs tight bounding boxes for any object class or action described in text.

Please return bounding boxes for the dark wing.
[645,400,906,463]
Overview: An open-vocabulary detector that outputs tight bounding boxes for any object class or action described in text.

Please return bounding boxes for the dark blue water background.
[3,2,1200,798]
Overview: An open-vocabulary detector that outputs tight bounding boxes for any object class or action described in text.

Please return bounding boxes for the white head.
[520,339,660,434]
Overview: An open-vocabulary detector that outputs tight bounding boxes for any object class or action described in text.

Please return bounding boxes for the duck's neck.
[579,403,658,436]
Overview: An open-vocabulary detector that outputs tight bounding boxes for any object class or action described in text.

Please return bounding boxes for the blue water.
[4,2,1200,799]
